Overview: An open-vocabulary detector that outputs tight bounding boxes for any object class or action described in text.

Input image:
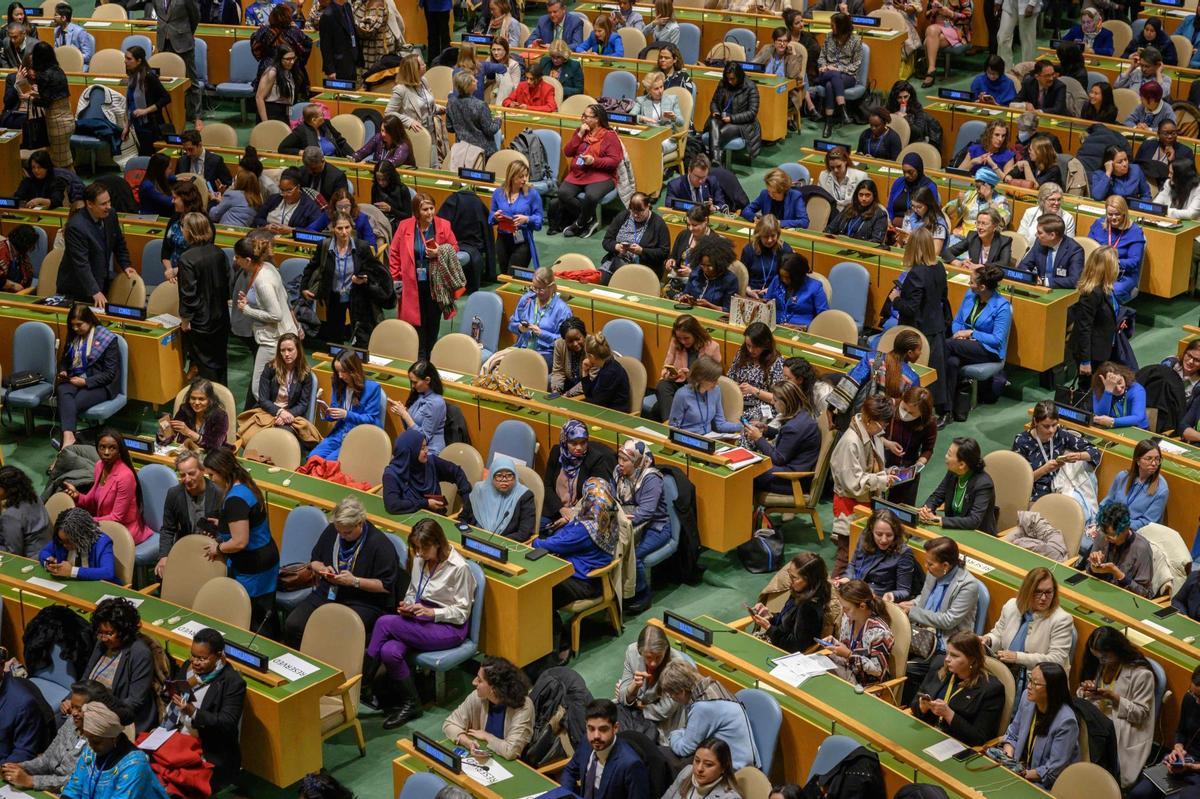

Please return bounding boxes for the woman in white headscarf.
[462,455,537,542]
[615,439,672,610]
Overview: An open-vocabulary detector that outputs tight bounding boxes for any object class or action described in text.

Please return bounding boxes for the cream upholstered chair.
[551,253,596,273]
[899,142,941,170]
[249,120,292,151]
[618,26,647,55]
[172,382,239,446]
[243,427,302,470]
[730,261,749,296]
[888,115,911,148]
[876,325,931,366]
[983,450,1034,530]
[430,333,482,375]
[330,114,366,150]
[560,94,597,116]
[55,46,84,72]
[811,272,833,305]
[149,52,188,79]
[35,250,62,298]
[808,310,858,345]
[339,425,393,490]
[1140,523,1192,600]
[140,534,227,604]
[440,443,485,485]
[542,75,565,107]
[146,283,179,317]
[1075,236,1100,261]
[44,491,74,522]
[1101,19,1132,55]
[193,577,252,628]
[496,348,549,392]
[754,412,833,540]
[424,66,454,101]
[983,656,1016,741]
[1113,87,1140,122]
[109,272,146,308]
[1026,493,1084,564]
[564,554,623,652]
[865,600,911,704]
[733,767,772,799]
[616,355,646,415]
[717,375,743,421]
[485,149,528,177]
[407,126,433,169]
[368,318,420,361]
[805,195,832,233]
[1001,231,1029,266]
[608,264,660,296]
[98,521,135,587]
[664,86,693,175]
[88,49,127,75]
[516,464,543,535]
[92,3,129,18]
[1050,762,1121,799]
[199,122,238,149]
[301,603,367,755]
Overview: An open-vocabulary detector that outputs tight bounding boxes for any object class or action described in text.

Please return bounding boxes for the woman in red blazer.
[388,191,459,358]
[554,103,623,239]
[61,428,152,544]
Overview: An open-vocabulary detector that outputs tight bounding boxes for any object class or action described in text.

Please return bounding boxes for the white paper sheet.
[148,313,182,328]
[138,727,177,751]
[367,355,394,367]
[963,556,995,575]
[437,369,467,383]
[0,784,35,799]
[1158,440,1188,455]
[590,288,625,299]
[768,652,836,686]
[269,652,320,681]
[461,757,514,785]
[633,425,668,439]
[173,620,207,639]
[26,576,67,592]
[810,341,841,353]
[1141,618,1174,635]
[924,738,969,762]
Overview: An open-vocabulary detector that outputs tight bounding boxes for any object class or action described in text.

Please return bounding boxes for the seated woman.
[502,64,557,112]
[765,253,828,330]
[308,350,384,462]
[662,738,742,799]
[242,334,317,447]
[826,179,888,244]
[1126,80,1175,130]
[815,13,864,137]
[462,455,536,542]
[1155,159,1200,221]
[551,317,588,398]
[382,429,471,516]
[553,103,621,238]
[899,186,949,251]
[16,151,68,210]
[665,205,712,298]
[574,13,623,55]
[0,465,49,558]
[678,234,739,312]
[443,657,534,760]
[970,55,1018,106]
[982,567,1074,687]
[39,508,114,583]
[742,168,808,229]
[1087,361,1149,429]
[85,597,158,733]
[156,378,229,453]
[644,0,680,45]
[944,264,1012,412]
[305,188,379,248]
[748,552,831,653]
[1164,338,1200,405]
[1086,500,1155,596]
[945,209,1010,269]
[1090,146,1152,202]
[960,167,1011,227]
[707,62,762,161]
[668,356,742,437]
[656,42,694,95]
[1123,17,1178,64]
[210,168,264,228]
[744,381,821,492]
[1017,182,1076,240]
[1087,196,1146,303]
[617,625,696,743]
[614,439,671,607]
[55,304,122,450]
[369,519,477,729]
[1001,662,1080,789]
[909,630,1005,746]
[64,701,168,799]
[62,429,151,545]
[655,314,722,419]
[1082,81,1119,123]
[0,224,38,291]
[827,579,895,687]
[1101,439,1168,532]
[818,147,869,214]
[352,114,415,166]
[538,41,584,99]
[581,333,630,412]
[888,153,941,227]
[920,437,998,535]
[843,507,916,601]
[282,496,402,648]
[161,629,247,792]
[534,477,619,661]
[1078,626,1156,788]
[138,153,175,217]
[728,322,784,420]
[542,420,618,528]
[386,361,447,455]
[741,214,793,298]
[856,106,903,162]
[1013,400,1102,501]
[958,120,1016,179]
[1064,7,1114,55]
[1008,136,1062,189]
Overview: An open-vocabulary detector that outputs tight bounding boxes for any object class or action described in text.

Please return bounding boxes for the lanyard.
[693,390,713,430]
[945,675,965,705]
[1126,478,1145,506]
[1107,227,1124,249]
[867,132,884,157]
[1025,710,1040,765]
[415,560,442,601]
[754,252,776,287]
[1034,433,1055,465]
[332,533,364,574]
[91,652,120,682]
[967,298,985,327]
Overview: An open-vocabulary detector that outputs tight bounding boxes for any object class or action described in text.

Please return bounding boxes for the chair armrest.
[331,673,363,718]
[370,483,383,495]
[138,583,161,596]
[15,286,34,296]
[536,756,571,777]
[586,558,621,579]
[1152,595,1172,607]
[770,471,814,479]
[865,675,907,704]
[1061,555,1079,567]
[331,674,363,696]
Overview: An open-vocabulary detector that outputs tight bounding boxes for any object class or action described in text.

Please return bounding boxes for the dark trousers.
[415,280,441,359]
[262,101,290,123]
[552,576,602,649]
[496,234,532,273]
[557,179,614,228]
[164,42,200,122]
[924,330,948,413]
[654,378,683,421]
[708,119,751,150]
[888,474,924,506]
[944,337,1001,395]
[188,325,229,386]
[814,71,857,112]
[56,383,110,433]
[132,118,164,156]
[983,0,1000,52]
[318,294,352,346]
[234,335,260,410]
[283,592,385,648]
[425,8,452,61]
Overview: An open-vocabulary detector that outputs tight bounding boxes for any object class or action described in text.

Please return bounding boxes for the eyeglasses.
[1027,680,1046,688]
[1033,588,1055,597]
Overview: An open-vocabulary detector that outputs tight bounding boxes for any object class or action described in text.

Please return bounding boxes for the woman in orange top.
[553,103,623,239]
[388,192,460,359]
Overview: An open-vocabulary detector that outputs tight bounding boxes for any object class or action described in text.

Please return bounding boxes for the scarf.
[68,324,116,376]
[82,702,122,738]
[614,438,657,506]
[559,419,589,486]
[430,243,466,314]
[384,428,440,503]
[470,454,529,533]
[1081,12,1100,35]
[578,477,618,554]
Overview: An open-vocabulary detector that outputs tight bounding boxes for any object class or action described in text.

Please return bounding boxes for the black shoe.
[581,218,600,238]
[822,118,834,138]
[50,438,62,452]
[936,413,951,430]
[546,226,562,236]
[840,105,852,125]
[382,700,424,730]
[563,223,580,238]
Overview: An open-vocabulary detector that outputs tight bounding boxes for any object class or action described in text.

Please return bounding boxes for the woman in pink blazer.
[655,314,723,420]
[62,428,152,544]
[388,191,460,359]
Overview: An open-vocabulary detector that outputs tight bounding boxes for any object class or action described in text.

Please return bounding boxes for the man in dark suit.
[0,23,35,70]
[154,451,224,579]
[1076,123,1131,173]
[300,147,349,203]
[1017,213,1084,289]
[1018,60,1067,116]
[279,104,354,158]
[561,699,649,799]
[664,153,729,213]
[167,629,246,793]
[318,0,359,82]
[177,130,234,190]
[525,0,584,48]
[59,184,134,307]
[152,0,200,124]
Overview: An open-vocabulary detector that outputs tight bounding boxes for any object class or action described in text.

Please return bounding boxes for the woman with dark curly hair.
[38,507,114,583]
[443,656,534,759]
[0,465,49,557]
[83,597,158,733]
[678,234,738,311]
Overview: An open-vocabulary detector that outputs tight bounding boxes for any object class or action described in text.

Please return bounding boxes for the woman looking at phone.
[1000,662,1080,788]
[1078,626,1156,787]
[743,381,821,494]
[909,630,1005,746]
[980,567,1073,687]
[654,314,721,421]
[827,579,895,687]
[443,656,534,760]
[39,508,115,583]
[381,429,471,516]
[307,350,384,463]
[747,552,831,653]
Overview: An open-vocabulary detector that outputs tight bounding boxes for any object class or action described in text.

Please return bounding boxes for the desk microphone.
[244,603,273,652]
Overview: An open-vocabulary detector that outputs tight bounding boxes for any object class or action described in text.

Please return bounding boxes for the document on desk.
[0,784,35,799]
[1158,439,1189,456]
[173,620,208,639]
[269,652,321,681]
[462,757,514,786]
[26,576,67,592]
[589,288,625,299]
[963,556,994,575]
[924,737,969,762]
[768,652,836,687]
[437,369,468,383]
[138,727,177,751]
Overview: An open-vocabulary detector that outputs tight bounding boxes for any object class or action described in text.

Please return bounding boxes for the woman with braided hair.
[38,508,115,583]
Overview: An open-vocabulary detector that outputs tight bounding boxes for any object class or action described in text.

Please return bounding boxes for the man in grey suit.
[153,0,200,125]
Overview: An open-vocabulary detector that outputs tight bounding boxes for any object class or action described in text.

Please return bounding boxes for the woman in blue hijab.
[462,455,536,541]
[381,429,471,516]
[887,152,941,225]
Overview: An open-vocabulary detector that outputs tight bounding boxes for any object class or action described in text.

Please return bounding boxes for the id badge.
[513,228,525,244]
[416,267,428,282]
[327,586,338,601]
[1055,266,1066,278]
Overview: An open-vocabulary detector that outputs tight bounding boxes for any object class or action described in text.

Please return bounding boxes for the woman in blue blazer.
[490,161,544,272]
[765,253,828,330]
[1101,438,1168,532]
[1089,146,1152,203]
[1088,361,1149,429]
[39,507,116,583]
[667,356,741,437]
[944,264,1012,411]
[744,381,821,493]
[1086,196,1145,303]
[1001,662,1080,789]
[308,350,384,461]
[572,16,624,56]
[741,168,809,229]
[846,507,917,601]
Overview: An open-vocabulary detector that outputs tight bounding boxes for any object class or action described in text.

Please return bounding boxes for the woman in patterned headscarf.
[533,476,619,662]
[541,419,617,529]
[614,439,671,610]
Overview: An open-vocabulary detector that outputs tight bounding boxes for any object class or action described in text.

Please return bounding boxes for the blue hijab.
[383,429,440,507]
[470,455,530,534]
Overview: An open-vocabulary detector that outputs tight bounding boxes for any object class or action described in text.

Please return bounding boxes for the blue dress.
[63,744,169,799]
[765,274,828,327]
[310,380,384,460]
[1086,217,1146,303]
[220,483,277,599]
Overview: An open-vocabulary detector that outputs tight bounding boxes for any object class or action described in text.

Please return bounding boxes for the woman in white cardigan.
[443,656,535,760]
[829,395,898,577]
[981,567,1075,683]
[1015,182,1076,242]
[1077,626,1156,788]
[233,236,299,401]
[1153,160,1200,220]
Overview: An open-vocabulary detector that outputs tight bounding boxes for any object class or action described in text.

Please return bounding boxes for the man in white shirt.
[560,700,649,799]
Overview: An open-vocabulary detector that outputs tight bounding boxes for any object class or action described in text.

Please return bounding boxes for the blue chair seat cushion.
[133,533,160,566]
[275,587,313,611]
[215,82,254,97]
[641,395,658,417]
[961,361,1004,381]
[80,396,127,421]
[642,539,678,569]
[70,135,104,147]
[6,383,53,408]
[723,138,746,151]
[414,641,478,671]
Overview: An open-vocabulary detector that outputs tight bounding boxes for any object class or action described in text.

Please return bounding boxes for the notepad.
[924,738,970,762]
[26,577,67,592]
[589,288,624,299]
[437,369,467,382]
[963,556,994,575]
[950,273,971,285]
[138,727,177,751]
[1141,618,1174,635]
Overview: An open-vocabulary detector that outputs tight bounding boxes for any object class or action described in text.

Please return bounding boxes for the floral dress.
[833,614,894,686]
[728,354,784,420]
[932,0,973,45]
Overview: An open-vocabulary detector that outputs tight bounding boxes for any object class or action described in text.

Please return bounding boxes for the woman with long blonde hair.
[1086,195,1145,302]
[490,160,544,272]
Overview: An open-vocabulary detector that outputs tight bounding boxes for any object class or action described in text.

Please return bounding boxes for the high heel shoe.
[822,117,834,138]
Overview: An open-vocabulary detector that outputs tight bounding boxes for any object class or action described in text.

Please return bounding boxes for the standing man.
[153,0,201,128]
[58,185,135,307]
[154,451,224,579]
[319,0,359,83]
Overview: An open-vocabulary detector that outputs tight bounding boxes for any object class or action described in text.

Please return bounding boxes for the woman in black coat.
[257,334,315,422]
[165,629,246,792]
[891,227,951,421]
[176,217,231,385]
[920,436,998,535]
[910,631,1005,746]
[1068,246,1119,377]
[300,211,395,346]
[826,178,889,245]
[600,197,671,280]
[705,62,762,161]
[749,552,830,653]
[542,420,618,527]
[943,208,1011,269]
[371,161,413,229]
[124,45,171,156]
[84,598,158,734]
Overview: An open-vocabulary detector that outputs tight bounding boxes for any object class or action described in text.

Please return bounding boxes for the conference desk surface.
[0,292,185,405]
[1037,46,1200,103]
[309,353,771,552]
[1138,3,1193,33]
[802,137,1199,302]
[846,508,1200,736]
[0,551,343,787]
[495,273,937,388]
[659,203,1076,373]
[653,616,1050,798]
[0,69,189,131]
[393,740,557,799]
[0,128,23,194]
[1177,324,1200,359]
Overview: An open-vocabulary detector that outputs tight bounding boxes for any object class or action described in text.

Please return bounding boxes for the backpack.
[509,128,551,186]
[523,666,593,766]
[802,745,887,799]
[735,508,784,573]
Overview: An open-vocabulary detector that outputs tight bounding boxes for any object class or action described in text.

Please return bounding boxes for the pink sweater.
[76,461,152,544]
[661,338,723,381]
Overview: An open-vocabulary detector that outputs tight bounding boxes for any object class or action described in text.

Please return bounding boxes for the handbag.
[278,562,316,591]
[735,508,784,573]
[21,105,47,150]
[909,625,938,661]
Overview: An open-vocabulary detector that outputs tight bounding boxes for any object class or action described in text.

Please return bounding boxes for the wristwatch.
[354,577,361,589]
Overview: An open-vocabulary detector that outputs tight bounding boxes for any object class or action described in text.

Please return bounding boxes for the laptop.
[1142,763,1191,795]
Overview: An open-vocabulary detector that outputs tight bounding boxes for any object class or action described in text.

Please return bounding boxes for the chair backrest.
[779,162,810,185]
[1049,762,1121,799]
[1074,235,1100,262]
[172,382,238,445]
[882,600,910,680]
[733,767,772,799]
[736,688,781,775]
[146,282,179,317]
[331,113,366,150]
[1001,230,1029,266]
[97,521,135,586]
[1175,34,1195,67]
[560,94,597,116]
[92,3,128,18]
[541,75,565,107]
[35,250,62,297]
[136,463,177,534]
[705,41,746,63]
[1029,493,1084,560]
[464,559,486,646]
[805,194,832,233]
[487,419,537,466]
[44,492,74,522]
[109,336,129,402]
[602,318,644,360]
[1102,19,1133,55]
[1113,87,1140,122]
[338,425,393,486]
[55,45,83,72]
[899,142,941,171]
[974,577,990,635]
[430,333,482,375]
[277,257,307,289]
[108,271,146,308]
[193,577,252,629]
[441,443,485,484]
[368,318,420,361]
[724,27,757,53]
[139,239,165,288]
[717,375,743,421]
[495,348,549,392]
[300,604,365,707]
[827,262,870,329]
[88,48,127,75]
[457,291,504,354]
[808,272,832,307]
[397,771,448,799]
[228,40,257,83]
[730,261,749,296]
[532,128,562,182]
[983,450,1034,529]
[666,86,693,132]
[1147,657,1168,739]
[485,149,528,178]
[808,310,858,344]
[280,505,328,566]
[12,321,56,380]
[249,120,291,151]
[608,264,659,296]
[551,253,595,273]
[424,66,454,102]
[616,355,647,415]
[515,463,543,524]
[983,655,1016,735]
[407,125,433,169]
[677,22,701,64]
[160,531,229,605]
[149,51,188,78]
[600,70,637,101]
[953,119,988,161]
[244,427,302,470]
[806,735,861,782]
[618,26,647,55]
[193,37,208,87]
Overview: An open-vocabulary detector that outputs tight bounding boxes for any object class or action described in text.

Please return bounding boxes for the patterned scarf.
[578,477,619,555]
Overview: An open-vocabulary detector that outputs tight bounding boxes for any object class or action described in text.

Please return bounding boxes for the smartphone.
[918,693,932,703]
[525,548,549,561]
[952,748,976,762]
[1154,606,1179,619]
[740,414,753,425]
[673,303,694,310]
[1065,571,1089,585]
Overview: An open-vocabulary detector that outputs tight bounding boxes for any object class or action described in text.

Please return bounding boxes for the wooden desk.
[0,69,189,128]
[847,509,1200,735]
[310,354,770,553]
[0,293,185,405]
[0,128,21,194]
[393,740,558,799]
[1177,325,1200,359]
[1038,46,1199,103]
[0,551,343,787]
[1138,4,1193,33]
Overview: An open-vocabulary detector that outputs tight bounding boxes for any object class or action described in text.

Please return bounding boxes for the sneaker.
[581,218,600,238]
[563,223,580,238]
